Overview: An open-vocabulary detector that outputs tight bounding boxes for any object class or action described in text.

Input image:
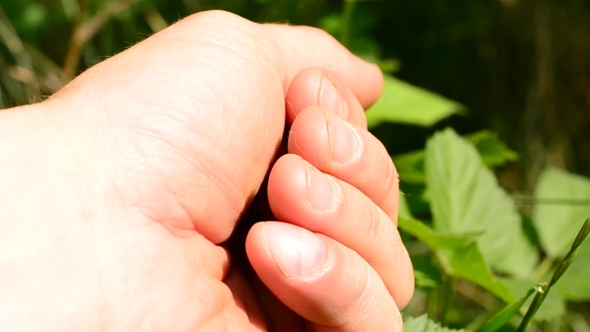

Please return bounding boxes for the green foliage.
[465,131,518,168]
[394,127,589,328]
[553,219,590,301]
[517,219,590,331]
[394,150,426,184]
[503,279,565,321]
[555,238,590,301]
[438,242,514,303]
[365,75,463,128]
[404,315,466,332]
[479,287,535,332]
[393,131,518,186]
[399,217,513,302]
[534,168,590,257]
[426,129,538,278]
[412,257,442,289]
[399,217,477,251]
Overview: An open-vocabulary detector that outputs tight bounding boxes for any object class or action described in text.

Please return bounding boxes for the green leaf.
[479,287,535,332]
[398,218,514,302]
[502,279,566,321]
[393,131,517,186]
[466,130,518,168]
[412,257,442,289]
[426,128,538,278]
[366,75,463,128]
[398,217,476,250]
[534,168,590,257]
[400,182,432,217]
[437,243,514,303]
[554,234,590,301]
[394,150,426,184]
[399,194,413,219]
[404,315,466,332]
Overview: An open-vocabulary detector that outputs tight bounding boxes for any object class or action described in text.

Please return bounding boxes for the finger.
[264,24,384,109]
[288,107,399,221]
[246,222,403,332]
[285,67,368,129]
[268,154,414,308]
[43,10,384,244]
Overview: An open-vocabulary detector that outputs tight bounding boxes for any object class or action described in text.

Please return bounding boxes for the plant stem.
[0,6,40,101]
[512,196,590,206]
[62,0,141,84]
[341,0,357,48]
[517,218,590,332]
[436,274,453,325]
[62,0,88,85]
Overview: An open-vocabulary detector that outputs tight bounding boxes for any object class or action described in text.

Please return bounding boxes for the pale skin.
[0,10,414,331]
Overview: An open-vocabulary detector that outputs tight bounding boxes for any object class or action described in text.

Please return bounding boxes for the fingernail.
[306,165,340,211]
[319,76,346,118]
[328,116,361,163]
[263,223,327,278]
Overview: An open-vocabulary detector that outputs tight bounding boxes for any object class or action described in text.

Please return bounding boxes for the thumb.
[45,10,382,243]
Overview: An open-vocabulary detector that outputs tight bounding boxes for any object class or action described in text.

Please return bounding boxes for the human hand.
[0,11,412,331]
[244,67,414,331]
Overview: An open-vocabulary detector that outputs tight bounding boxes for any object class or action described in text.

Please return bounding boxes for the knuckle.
[294,25,336,41]
[183,10,248,26]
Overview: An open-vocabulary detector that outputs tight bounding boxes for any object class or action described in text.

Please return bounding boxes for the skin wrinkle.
[364,201,384,260]
[128,109,246,204]
[71,56,254,228]
[253,93,281,159]
[332,258,368,328]
[349,271,383,329]
[135,40,284,192]
[119,123,244,240]
[162,19,282,86]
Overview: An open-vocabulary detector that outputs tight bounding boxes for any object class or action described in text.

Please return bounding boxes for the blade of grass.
[479,287,535,332]
[517,218,590,332]
[341,0,356,48]
[143,6,168,33]
[0,6,40,102]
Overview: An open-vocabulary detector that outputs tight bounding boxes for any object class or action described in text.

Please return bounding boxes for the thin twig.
[78,0,142,45]
[512,196,590,206]
[61,0,88,85]
[61,0,142,84]
[0,6,40,101]
[143,5,168,33]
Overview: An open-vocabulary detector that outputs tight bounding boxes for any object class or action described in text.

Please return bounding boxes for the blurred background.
[2,0,590,193]
[2,1,590,329]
